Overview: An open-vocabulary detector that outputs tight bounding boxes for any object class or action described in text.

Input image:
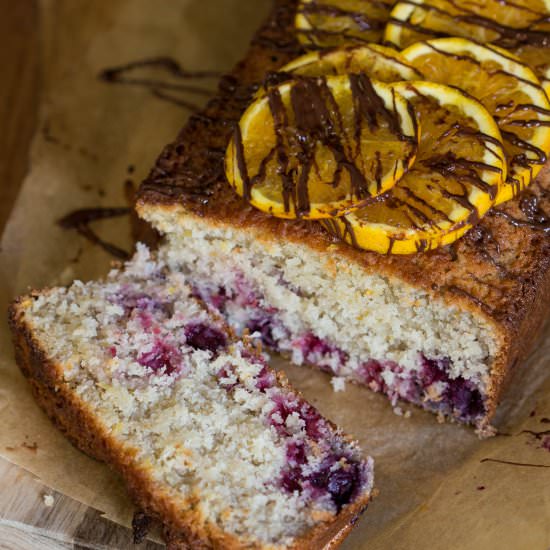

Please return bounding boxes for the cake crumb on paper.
[43,494,55,507]
[393,406,412,418]
[331,377,346,392]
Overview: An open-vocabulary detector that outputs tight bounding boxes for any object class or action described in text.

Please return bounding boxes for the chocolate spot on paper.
[480,458,550,468]
[99,56,220,112]
[58,207,132,260]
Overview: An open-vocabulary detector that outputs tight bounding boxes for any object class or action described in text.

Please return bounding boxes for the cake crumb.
[331,377,346,392]
[43,494,55,507]
[393,406,403,416]
[404,410,411,419]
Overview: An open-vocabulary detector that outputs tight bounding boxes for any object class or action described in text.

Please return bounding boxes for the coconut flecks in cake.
[189,272,487,423]
[24,245,373,545]
[213,348,369,513]
[273,394,369,512]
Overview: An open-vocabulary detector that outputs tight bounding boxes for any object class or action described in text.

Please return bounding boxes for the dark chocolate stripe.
[233,124,252,201]
[392,0,550,48]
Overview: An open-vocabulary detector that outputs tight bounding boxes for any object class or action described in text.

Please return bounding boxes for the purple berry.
[210,286,229,310]
[445,378,485,419]
[297,333,348,373]
[138,342,179,375]
[247,316,277,349]
[326,464,359,509]
[359,359,385,392]
[421,355,448,386]
[234,274,260,307]
[309,459,360,510]
[286,441,306,466]
[281,467,302,493]
[255,366,276,392]
[301,405,325,440]
[185,323,227,352]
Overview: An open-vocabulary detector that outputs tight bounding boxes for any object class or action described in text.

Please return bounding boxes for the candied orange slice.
[225,75,418,220]
[295,0,394,47]
[321,81,506,254]
[279,43,422,82]
[402,38,550,204]
[384,0,550,50]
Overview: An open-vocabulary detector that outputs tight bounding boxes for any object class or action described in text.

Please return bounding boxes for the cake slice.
[9,245,373,549]
[137,0,550,434]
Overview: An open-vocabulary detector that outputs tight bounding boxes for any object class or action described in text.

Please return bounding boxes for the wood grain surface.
[0,458,162,549]
[0,2,161,548]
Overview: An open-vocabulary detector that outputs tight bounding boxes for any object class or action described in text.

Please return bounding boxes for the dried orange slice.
[279,43,422,82]
[225,75,418,219]
[402,38,550,204]
[295,0,394,48]
[384,0,550,50]
[321,81,506,254]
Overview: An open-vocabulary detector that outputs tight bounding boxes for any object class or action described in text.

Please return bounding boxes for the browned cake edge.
[8,297,372,550]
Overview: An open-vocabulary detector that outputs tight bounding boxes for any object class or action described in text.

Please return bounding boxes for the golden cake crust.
[137,0,550,426]
[9,295,371,549]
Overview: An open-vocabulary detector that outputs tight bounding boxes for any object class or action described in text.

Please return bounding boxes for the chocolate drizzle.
[407,41,550,199]
[99,57,220,112]
[58,207,132,260]
[389,0,550,49]
[492,186,550,233]
[232,74,415,217]
[444,284,494,313]
[295,0,392,46]
[480,458,550,468]
[320,82,508,255]
[136,0,550,336]
[521,428,550,439]
[423,152,501,200]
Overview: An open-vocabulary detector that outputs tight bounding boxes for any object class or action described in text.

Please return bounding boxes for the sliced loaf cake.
[137,0,550,434]
[9,245,373,549]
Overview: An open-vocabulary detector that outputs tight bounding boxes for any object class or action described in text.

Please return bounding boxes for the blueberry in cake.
[9,245,373,549]
[137,0,550,434]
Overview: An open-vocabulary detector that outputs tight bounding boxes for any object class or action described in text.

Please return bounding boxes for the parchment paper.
[1,1,549,548]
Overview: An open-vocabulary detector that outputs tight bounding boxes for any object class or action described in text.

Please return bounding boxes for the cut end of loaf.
[10,244,373,549]
[142,206,502,429]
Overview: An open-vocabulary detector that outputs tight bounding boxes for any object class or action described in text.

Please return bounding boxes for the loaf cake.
[9,245,374,549]
[137,0,550,434]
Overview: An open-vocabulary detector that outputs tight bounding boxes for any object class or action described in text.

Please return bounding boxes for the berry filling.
[271,393,367,511]
[185,322,227,353]
[24,246,374,543]
[214,351,368,513]
[138,341,180,375]
[192,276,487,423]
[105,283,228,382]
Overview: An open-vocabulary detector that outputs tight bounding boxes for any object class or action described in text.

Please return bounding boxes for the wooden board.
[0,457,162,549]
